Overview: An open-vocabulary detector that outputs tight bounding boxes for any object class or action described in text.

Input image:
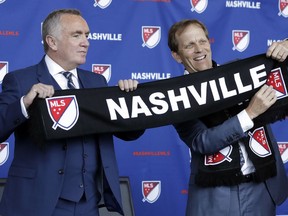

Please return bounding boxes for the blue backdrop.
[0,0,288,215]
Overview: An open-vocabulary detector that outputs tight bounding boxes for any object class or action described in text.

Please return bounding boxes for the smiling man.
[168,19,288,216]
[170,21,212,73]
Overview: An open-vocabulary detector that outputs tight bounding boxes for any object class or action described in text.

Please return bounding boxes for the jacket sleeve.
[173,116,246,155]
[0,73,27,142]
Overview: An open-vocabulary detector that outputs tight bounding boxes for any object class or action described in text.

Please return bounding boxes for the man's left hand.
[118,79,138,92]
[266,39,288,62]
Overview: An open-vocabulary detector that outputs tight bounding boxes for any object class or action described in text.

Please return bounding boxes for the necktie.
[62,71,77,89]
[239,145,245,167]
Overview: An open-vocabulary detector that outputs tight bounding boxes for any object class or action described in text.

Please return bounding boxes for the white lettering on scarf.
[106,64,267,120]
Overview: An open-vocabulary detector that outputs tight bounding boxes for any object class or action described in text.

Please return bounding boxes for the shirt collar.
[44,55,78,78]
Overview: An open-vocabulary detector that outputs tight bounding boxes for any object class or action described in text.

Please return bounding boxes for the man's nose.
[194,43,202,52]
[82,36,89,47]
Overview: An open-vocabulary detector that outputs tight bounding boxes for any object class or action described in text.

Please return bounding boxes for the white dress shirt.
[237,110,255,175]
[45,55,79,89]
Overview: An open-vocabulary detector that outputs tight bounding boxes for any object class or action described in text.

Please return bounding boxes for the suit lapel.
[77,69,93,89]
[36,58,95,90]
[36,57,62,90]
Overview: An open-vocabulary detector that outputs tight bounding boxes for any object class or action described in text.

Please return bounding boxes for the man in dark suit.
[168,19,288,216]
[0,9,144,216]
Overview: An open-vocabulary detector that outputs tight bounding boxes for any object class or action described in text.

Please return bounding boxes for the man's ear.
[46,35,57,51]
[171,51,182,64]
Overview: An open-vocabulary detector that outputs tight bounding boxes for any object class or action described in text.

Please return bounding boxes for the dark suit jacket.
[174,115,288,215]
[0,57,143,216]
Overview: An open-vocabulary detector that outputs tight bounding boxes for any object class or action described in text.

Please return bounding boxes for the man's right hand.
[245,84,276,120]
[23,83,54,109]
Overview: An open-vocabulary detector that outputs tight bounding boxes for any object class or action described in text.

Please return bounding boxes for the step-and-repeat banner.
[0,0,288,215]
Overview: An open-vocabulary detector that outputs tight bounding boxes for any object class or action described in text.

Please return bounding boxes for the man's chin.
[78,59,86,65]
[198,65,212,72]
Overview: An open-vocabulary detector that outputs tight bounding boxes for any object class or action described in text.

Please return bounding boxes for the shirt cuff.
[20,96,29,119]
[237,109,254,133]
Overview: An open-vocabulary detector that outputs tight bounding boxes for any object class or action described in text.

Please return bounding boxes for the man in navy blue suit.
[168,19,288,216]
[0,9,144,216]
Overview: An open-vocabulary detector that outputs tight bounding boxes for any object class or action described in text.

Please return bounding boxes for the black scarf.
[29,54,288,141]
[195,105,277,187]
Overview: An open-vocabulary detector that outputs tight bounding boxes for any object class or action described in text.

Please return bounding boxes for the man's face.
[172,24,212,73]
[52,14,90,71]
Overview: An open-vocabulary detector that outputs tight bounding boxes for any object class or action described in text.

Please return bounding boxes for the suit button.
[79,183,84,188]
[58,169,64,174]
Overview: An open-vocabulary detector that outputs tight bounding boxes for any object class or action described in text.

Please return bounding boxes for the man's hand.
[118,79,138,92]
[245,85,277,120]
[266,40,288,62]
[23,83,54,109]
